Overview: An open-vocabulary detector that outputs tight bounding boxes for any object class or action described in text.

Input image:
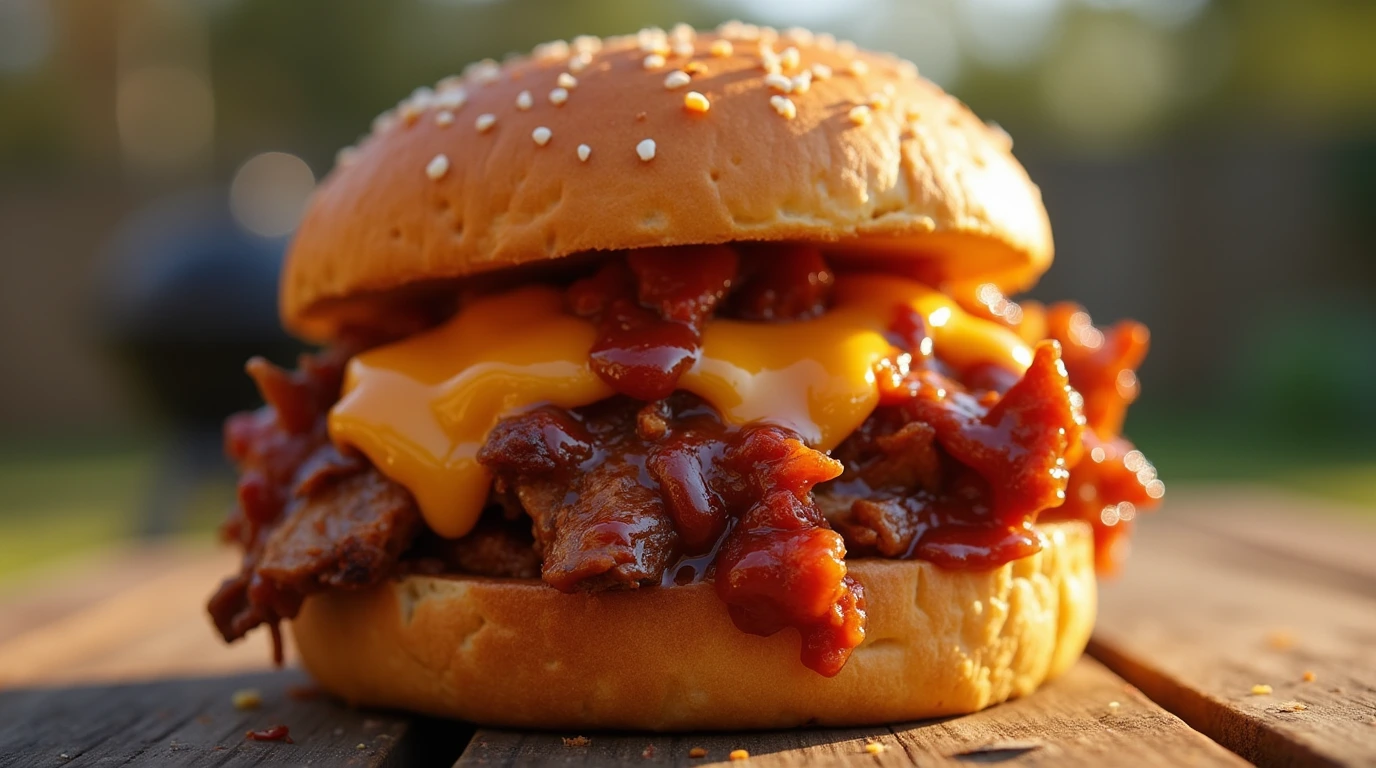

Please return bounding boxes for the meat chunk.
[405,519,542,580]
[480,404,680,591]
[208,464,421,650]
[257,469,420,587]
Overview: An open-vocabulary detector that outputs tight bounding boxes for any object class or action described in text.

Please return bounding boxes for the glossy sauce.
[329,248,1031,540]
[310,244,1162,677]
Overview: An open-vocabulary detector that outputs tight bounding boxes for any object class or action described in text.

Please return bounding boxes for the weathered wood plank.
[1169,486,1376,589]
[0,545,278,687]
[0,541,212,644]
[0,669,428,768]
[455,657,1245,767]
[1092,498,1376,768]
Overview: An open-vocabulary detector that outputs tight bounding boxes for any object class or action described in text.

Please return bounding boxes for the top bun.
[282,23,1053,340]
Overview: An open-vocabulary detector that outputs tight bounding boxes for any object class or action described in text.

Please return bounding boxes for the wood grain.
[1092,493,1376,768]
[0,669,418,768]
[454,657,1245,767]
[0,541,207,644]
[0,543,278,687]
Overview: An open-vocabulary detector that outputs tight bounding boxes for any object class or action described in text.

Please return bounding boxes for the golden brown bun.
[291,521,1093,730]
[282,24,1053,340]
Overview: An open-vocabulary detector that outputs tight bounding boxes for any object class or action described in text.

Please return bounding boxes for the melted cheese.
[328,274,1032,539]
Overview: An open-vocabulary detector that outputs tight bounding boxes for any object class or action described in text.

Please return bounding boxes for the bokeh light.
[229,152,317,238]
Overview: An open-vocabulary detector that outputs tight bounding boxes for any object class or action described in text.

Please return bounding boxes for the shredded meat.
[479,394,865,676]
[480,404,680,590]
[210,243,1162,676]
[208,351,421,659]
[404,519,542,580]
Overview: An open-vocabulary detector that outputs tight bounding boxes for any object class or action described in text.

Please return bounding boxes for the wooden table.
[2,487,1373,767]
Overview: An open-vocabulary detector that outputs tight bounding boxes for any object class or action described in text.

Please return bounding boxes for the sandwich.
[208,22,1163,730]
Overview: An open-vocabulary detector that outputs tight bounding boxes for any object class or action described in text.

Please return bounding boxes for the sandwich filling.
[210,243,1161,676]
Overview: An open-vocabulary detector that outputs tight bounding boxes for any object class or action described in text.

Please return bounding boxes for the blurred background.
[1,0,1373,582]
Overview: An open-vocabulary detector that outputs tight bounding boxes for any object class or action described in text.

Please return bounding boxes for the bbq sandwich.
[209,22,1163,730]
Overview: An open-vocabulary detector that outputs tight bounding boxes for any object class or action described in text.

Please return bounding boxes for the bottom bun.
[292,520,1095,730]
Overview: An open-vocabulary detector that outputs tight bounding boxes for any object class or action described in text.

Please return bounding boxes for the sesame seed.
[870,92,891,110]
[664,71,692,89]
[811,63,833,80]
[636,139,656,161]
[684,91,710,112]
[759,26,779,45]
[435,110,454,126]
[779,46,800,71]
[688,747,708,758]
[710,39,734,57]
[882,82,896,96]
[426,154,450,179]
[475,113,497,132]
[1108,701,1121,712]
[1303,671,1317,682]
[670,23,695,41]
[400,105,421,126]
[572,35,602,53]
[817,33,836,49]
[864,742,885,755]
[729,749,749,761]
[435,89,467,110]
[898,59,919,78]
[837,40,858,58]
[436,75,464,91]
[848,59,869,76]
[791,71,812,93]
[469,59,501,84]
[770,95,797,120]
[577,144,591,162]
[1251,684,1274,696]
[785,27,814,45]
[905,106,923,122]
[764,73,793,93]
[533,40,570,60]
[672,41,694,57]
[549,87,569,106]
[684,61,708,75]
[532,126,552,146]
[568,52,592,73]
[761,49,781,74]
[409,85,435,104]
[848,105,872,125]
[643,53,666,70]
[335,146,357,167]
[516,90,533,110]
[557,72,578,89]
[740,24,762,41]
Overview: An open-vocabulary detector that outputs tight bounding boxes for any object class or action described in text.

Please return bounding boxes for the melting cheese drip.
[329,274,1032,539]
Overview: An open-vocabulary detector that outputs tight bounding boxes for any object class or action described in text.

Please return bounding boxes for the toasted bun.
[291,520,1093,730]
[282,24,1053,341]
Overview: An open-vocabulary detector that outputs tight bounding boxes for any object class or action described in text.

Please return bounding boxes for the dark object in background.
[98,190,300,424]
[95,190,302,535]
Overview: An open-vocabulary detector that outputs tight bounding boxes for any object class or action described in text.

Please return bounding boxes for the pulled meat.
[479,395,865,676]
[1039,304,1161,573]
[210,243,1161,676]
[208,351,421,659]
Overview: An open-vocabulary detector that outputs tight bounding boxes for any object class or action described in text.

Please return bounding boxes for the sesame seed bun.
[290,520,1093,730]
[281,24,1053,341]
